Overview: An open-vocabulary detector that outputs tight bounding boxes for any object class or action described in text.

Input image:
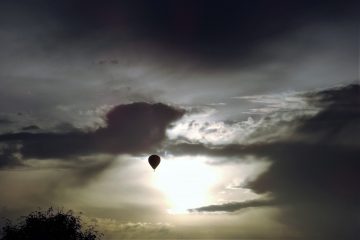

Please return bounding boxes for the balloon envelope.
[148,155,161,170]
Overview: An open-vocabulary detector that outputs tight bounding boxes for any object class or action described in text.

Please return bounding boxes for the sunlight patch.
[152,156,219,214]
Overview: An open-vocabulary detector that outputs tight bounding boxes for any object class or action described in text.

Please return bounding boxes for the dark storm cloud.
[0,144,23,168]
[0,118,13,125]
[21,125,41,131]
[190,199,277,213]
[0,102,184,165]
[0,0,357,66]
[184,84,360,239]
[298,84,360,144]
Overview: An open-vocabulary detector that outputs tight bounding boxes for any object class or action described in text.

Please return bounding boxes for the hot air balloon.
[148,154,161,171]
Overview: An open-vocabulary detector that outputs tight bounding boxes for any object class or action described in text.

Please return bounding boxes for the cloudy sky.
[0,1,359,239]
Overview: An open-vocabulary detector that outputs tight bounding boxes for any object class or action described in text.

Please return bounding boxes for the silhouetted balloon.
[148,155,161,171]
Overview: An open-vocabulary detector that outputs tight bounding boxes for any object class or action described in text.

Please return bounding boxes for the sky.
[0,1,359,239]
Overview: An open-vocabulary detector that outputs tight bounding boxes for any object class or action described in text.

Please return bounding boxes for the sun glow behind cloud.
[152,156,219,214]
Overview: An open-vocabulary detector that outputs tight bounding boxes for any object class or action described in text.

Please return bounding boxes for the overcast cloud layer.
[0,1,359,239]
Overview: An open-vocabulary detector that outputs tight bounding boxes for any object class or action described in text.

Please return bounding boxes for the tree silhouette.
[1,208,102,240]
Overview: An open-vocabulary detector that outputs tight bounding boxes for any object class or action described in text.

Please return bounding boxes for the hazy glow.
[153,156,219,214]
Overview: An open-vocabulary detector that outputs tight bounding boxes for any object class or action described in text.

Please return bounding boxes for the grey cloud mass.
[0,102,184,167]
[184,84,360,240]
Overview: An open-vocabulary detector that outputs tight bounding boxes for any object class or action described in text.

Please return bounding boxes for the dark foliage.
[0,208,102,240]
